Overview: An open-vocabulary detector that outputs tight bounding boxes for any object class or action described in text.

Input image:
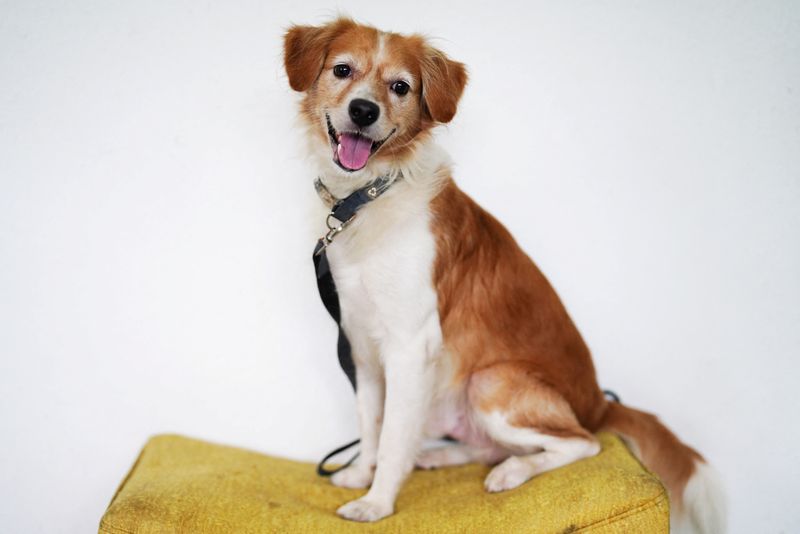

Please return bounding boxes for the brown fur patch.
[430,178,704,505]
[430,178,608,432]
[468,361,595,440]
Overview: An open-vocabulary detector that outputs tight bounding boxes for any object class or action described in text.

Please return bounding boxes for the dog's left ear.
[420,47,468,123]
[283,19,354,92]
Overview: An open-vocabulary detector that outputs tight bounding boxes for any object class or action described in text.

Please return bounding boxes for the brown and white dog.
[284,18,725,533]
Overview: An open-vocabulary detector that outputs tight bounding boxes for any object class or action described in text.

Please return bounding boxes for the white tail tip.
[672,461,727,534]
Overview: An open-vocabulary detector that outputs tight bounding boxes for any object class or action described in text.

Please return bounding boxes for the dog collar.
[313,172,402,253]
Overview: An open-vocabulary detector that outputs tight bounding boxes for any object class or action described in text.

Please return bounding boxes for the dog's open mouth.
[326,114,395,172]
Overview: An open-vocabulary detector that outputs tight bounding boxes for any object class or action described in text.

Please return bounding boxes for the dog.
[283,18,725,533]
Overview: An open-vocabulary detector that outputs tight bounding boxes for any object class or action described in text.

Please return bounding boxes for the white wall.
[1,1,798,532]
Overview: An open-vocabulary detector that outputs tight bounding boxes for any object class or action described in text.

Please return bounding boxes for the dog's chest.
[325,191,441,355]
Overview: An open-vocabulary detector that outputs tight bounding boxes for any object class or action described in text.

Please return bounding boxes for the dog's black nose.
[348,98,380,127]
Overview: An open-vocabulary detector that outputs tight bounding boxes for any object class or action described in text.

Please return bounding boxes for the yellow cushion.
[99,432,668,533]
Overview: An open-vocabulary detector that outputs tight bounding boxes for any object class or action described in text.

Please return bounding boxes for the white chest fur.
[325,180,442,367]
[312,143,469,481]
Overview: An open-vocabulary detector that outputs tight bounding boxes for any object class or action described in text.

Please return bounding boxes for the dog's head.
[283,18,467,176]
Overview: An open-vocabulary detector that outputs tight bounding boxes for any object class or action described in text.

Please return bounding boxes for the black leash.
[312,174,400,476]
[316,438,361,476]
[312,241,357,390]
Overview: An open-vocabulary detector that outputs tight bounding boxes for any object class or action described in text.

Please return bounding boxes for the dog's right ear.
[283,25,327,92]
[283,19,352,92]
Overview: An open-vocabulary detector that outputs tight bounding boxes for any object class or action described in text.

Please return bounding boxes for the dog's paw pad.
[484,456,534,493]
[337,497,393,522]
[330,465,374,489]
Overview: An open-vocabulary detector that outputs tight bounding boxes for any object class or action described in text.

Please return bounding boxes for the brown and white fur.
[283,18,725,533]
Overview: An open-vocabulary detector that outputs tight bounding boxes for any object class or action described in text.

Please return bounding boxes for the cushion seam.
[98,518,135,534]
[577,491,669,532]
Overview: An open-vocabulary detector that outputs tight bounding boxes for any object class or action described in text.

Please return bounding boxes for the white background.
[1,1,798,532]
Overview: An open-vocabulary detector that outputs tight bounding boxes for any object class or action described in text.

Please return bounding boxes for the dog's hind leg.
[468,362,601,492]
[481,429,600,492]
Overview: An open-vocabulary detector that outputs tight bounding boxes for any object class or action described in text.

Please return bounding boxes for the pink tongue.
[337,133,372,170]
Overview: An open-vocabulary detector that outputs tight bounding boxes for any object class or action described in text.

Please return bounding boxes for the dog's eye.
[391,81,410,96]
[333,64,351,78]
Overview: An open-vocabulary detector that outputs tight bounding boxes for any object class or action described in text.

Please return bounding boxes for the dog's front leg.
[336,334,435,522]
[331,362,384,489]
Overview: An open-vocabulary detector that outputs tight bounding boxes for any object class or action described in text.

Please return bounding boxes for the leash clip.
[322,212,353,247]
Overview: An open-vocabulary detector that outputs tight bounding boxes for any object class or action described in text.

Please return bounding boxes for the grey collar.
[313,171,403,251]
[314,171,402,210]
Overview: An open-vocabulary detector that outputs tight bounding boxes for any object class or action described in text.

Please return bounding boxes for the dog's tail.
[601,402,726,533]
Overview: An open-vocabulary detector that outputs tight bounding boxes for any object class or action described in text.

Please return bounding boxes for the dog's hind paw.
[484,456,536,492]
[330,464,374,489]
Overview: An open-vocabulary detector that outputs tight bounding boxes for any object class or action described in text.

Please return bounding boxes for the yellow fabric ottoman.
[99,432,668,533]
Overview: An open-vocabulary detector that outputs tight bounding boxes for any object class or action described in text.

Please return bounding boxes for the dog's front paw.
[330,465,374,489]
[337,497,393,522]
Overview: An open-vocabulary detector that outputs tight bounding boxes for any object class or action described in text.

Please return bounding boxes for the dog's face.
[284,19,467,175]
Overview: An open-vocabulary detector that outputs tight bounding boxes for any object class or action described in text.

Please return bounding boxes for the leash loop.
[316,438,361,477]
